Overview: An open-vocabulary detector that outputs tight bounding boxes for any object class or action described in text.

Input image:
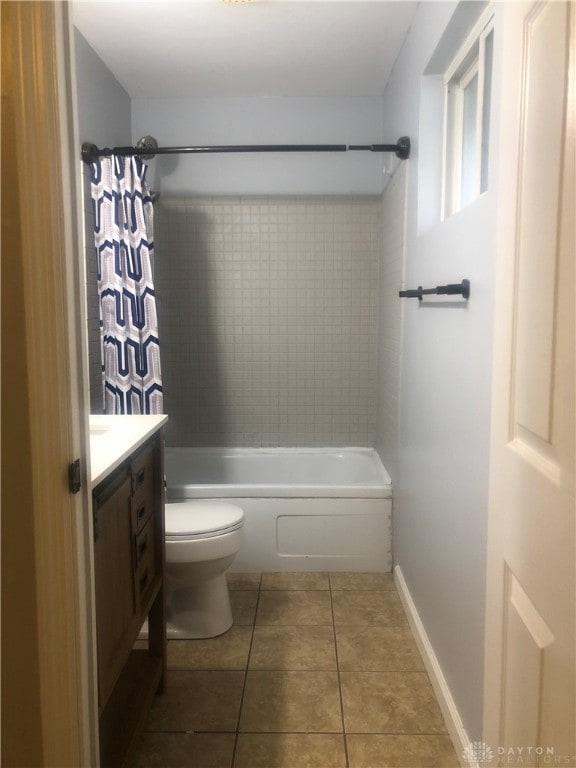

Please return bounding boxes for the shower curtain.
[90,155,163,415]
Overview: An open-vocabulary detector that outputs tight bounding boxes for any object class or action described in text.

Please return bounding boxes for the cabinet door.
[93,471,136,711]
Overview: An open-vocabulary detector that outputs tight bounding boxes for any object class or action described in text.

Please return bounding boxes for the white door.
[483,0,574,763]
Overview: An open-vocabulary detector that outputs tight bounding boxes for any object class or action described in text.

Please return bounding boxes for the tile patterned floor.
[132,573,460,768]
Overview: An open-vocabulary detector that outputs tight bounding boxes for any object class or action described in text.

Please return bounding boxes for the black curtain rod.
[81,135,410,163]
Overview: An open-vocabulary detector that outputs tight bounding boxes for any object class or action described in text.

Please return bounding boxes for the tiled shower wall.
[155,196,381,447]
[375,164,406,480]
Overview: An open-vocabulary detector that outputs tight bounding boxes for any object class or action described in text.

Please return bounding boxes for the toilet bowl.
[165,501,244,639]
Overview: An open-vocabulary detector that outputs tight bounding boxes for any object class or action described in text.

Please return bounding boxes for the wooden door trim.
[1,2,98,764]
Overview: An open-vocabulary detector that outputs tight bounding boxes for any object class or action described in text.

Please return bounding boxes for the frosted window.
[443,13,494,217]
[461,72,479,207]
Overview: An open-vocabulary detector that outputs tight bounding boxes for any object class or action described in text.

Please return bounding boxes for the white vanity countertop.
[90,414,168,488]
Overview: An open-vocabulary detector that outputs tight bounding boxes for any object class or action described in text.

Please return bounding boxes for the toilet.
[164,501,245,639]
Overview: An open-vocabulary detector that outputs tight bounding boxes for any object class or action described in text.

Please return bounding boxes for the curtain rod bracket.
[395,135,410,160]
[81,143,100,163]
[136,135,159,160]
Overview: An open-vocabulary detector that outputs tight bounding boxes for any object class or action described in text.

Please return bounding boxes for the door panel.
[502,569,554,749]
[511,0,569,470]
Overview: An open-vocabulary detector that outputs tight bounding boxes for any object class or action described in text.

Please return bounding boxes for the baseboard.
[394,565,478,768]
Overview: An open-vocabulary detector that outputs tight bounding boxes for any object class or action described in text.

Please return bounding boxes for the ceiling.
[72,1,418,99]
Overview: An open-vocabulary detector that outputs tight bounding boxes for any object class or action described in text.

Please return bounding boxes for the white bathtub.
[165,448,392,572]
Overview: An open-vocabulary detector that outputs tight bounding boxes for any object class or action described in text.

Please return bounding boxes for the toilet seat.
[166,501,244,540]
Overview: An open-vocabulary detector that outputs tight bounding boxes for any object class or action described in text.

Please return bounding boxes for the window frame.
[442,10,495,218]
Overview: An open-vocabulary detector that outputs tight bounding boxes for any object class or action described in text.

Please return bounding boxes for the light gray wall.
[74,29,132,148]
[131,97,385,195]
[74,29,132,412]
[380,1,497,740]
[155,195,381,448]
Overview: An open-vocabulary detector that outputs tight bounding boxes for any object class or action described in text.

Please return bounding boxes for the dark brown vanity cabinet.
[93,430,166,767]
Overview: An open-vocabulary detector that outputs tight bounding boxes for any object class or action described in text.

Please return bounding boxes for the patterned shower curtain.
[90,155,163,414]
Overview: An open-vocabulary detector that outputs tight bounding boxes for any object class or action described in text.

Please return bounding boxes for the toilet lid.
[166,502,244,537]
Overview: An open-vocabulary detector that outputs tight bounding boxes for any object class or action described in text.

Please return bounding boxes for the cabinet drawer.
[134,521,156,609]
[131,444,154,496]
[131,447,154,532]
[132,495,153,533]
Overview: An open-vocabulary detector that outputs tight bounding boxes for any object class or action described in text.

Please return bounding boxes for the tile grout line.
[329,574,350,768]
[230,576,262,768]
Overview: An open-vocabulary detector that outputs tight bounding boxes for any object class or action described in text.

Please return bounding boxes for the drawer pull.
[138,536,148,562]
[139,569,149,594]
[133,467,146,490]
[136,503,147,524]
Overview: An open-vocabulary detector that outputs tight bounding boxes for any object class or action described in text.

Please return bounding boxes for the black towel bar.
[399,279,470,301]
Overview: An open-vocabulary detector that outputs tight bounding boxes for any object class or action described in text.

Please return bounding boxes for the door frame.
[1,2,99,764]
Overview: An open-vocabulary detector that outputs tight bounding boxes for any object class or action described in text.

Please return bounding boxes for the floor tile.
[336,626,425,672]
[330,572,395,591]
[234,733,347,768]
[261,572,330,591]
[249,626,337,670]
[256,590,333,626]
[340,671,447,734]
[332,590,408,626]
[230,590,259,626]
[239,671,343,732]
[134,573,453,767]
[347,734,460,767]
[168,627,253,670]
[144,671,244,732]
[132,732,235,768]
[227,572,262,590]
